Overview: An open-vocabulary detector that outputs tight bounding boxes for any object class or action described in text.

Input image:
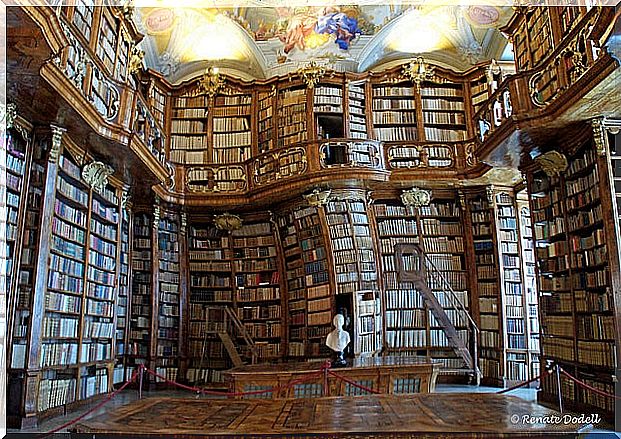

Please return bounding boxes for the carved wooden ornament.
[534,151,568,177]
[214,213,243,231]
[401,187,432,208]
[303,188,332,206]
[82,161,115,194]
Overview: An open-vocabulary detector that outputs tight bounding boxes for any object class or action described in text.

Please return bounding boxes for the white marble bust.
[326,314,350,352]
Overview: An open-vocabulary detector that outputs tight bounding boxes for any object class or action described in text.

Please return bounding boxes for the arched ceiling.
[133,3,514,83]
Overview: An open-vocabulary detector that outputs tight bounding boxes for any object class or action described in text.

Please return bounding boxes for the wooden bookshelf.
[186,222,233,385]
[420,82,467,142]
[257,89,275,153]
[169,89,208,165]
[212,93,252,164]
[231,220,282,361]
[155,209,182,383]
[293,206,332,358]
[277,86,308,148]
[496,191,527,384]
[371,84,418,142]
[114,206,132,384]
[347,81,368,139]
[528,139,618,418]
[467,191,503,385]
[314,83,344,140]
[128,212,152,373]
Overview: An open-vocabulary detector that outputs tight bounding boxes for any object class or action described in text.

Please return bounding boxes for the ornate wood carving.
[49,124,65,163]
[214,213,242,231]
[534,150,568,177]
[82,161,115,194]
[401,187,432,208]
[303,188,331,206]
[591,117,608,157]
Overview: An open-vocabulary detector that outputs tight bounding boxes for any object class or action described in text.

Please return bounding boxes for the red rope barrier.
[496,369,551,394]
[143,361,332,397]
[327,369,380,394]
[38,369,140,439]
[560,368,621,400]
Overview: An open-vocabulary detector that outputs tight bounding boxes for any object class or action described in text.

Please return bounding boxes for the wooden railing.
[474,7,614,144]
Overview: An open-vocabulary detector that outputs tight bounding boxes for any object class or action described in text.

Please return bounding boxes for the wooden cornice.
[18,4,68,55]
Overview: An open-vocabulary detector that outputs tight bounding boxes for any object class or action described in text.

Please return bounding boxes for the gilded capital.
[591,117,608,157]
[49,124,66,163]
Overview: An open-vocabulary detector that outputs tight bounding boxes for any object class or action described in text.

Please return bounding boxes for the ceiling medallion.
[534,151,568,177]
[401,57,436,89]
[82,161,115,194]
[296,61,327,89]
[401,187,432,208]
[200,66,226,98]
[303,187,332,206]
[214,212,243,232]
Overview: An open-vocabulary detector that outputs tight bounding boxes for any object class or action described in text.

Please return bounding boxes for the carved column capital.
[458,190,467,211]
[591,117,608,157]
[49,124,66,163]
[153,196,161,229]
[180,211,188,234]
[486,185,495,206]
[5,103,17,129]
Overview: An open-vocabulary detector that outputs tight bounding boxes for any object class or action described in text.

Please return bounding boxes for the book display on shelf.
[129,212,152,372]
[518,198,540,381]
[609,131,621,234]
[70,0,94,42]
[232,220,282,361]
[528,139,617,417]
[420,83,467,142]
[258,90,275,153]
[373,201,426,354]
[277,86,307,148]
[95,10,117,75]
[155,210,182,383]
[276,211,306,359]
[325,197,378,295]
[114,207,131,384]
[149,83,167,130]
[212,93,252,164]
[314,84,344,140]
[468,192,503,383]
[347,81,367,139]
[352,291,382,357]
[293,206,332,358]
[186,222,233,384]
[169,89,208,165]
[496,191,527,383]
[371,84,417,142]
[469,75,489,116]
[526,8,553,67]
[419,199,469,370]
[9,136,43,372]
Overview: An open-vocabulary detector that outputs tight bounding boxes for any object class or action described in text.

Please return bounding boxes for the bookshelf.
[149,83,167,130]
[129,212,153,374]
[258,90,275,153]
[528,139,618,417]
[371,84,418,142]
[373,201,426,355]
[314,83,344,140]
[347,81,368,139]
[95,10,117,75]
[469,75,489,116]
[155,210,182,383]
[277,86,307,148]
[517,195,540,382]
[187,222,233,385]
[114,206,131,384]
[293,206,332,358]
[609,131,621,240]
[353,290,382,356]
[9,136,43,373]
[419,198,469,370]
[526,8,554,67]
[169,88,208,165]
[468,191,503,384]
[212,93,252,164]
[420,83,467,142]
[231,220,282,361]
[496,191,527,384]
[276,211,307,359]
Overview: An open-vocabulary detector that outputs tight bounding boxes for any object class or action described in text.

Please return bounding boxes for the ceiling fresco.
[133,4,514,82]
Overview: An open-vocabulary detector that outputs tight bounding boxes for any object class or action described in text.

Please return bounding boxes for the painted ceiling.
[133,3,514,83]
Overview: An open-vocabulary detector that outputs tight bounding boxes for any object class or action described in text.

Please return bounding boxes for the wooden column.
[149,200,161,383]
[177,210,190,382]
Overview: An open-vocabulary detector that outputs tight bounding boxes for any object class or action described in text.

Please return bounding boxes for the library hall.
[3,1,621,438]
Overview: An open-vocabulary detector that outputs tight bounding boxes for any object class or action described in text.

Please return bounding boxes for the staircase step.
[218,332,244,367]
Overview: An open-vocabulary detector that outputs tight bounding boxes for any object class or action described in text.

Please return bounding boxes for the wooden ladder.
[396,244,481,383]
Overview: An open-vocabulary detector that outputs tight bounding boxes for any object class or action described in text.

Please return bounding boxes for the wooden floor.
[74,393,584,438]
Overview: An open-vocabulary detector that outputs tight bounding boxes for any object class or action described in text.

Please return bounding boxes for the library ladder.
[396,244,481,383]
